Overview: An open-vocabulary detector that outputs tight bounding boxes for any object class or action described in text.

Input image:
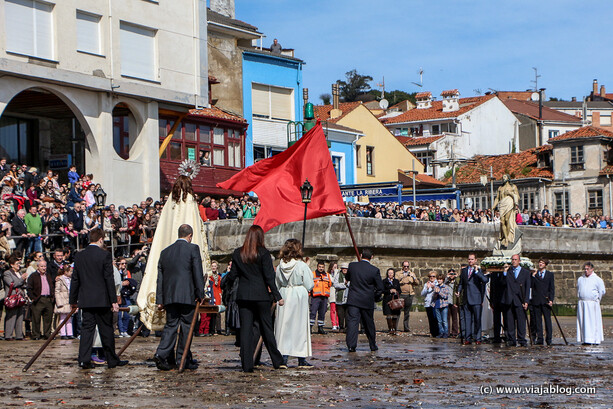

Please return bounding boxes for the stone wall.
[205,217,613,308]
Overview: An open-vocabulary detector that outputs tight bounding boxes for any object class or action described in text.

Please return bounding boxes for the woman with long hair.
[54,265,75,339]
[227,225,285,372]
[136,174,210,332]
[274,239,314,368]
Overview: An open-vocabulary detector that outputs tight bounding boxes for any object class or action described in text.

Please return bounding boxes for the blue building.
[324,122,362,187]
[242,49,304,167]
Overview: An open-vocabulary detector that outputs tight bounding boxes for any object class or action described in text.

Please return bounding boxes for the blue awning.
[369,192,457,203]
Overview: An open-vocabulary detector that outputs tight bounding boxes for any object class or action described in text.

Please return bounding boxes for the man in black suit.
[501,254,531,347]
[489,269,506,344]
[10,209,29,254]
[345,248,384,352]
[458,253,489,345]
[69,228,127,369]
[530,258,555,345]
[154,224,205,371]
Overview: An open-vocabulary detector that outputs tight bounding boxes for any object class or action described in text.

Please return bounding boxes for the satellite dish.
[531,92,539,102]
[379,99,389,109]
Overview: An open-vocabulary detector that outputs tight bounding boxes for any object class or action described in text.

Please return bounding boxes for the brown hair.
[171,175,194,203]
[240,225,266,264]
[89,228,105,243]
[279,238,303,262]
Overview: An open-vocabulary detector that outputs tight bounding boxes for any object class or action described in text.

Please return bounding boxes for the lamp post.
[94,187,107,211]
[300,179,313,246]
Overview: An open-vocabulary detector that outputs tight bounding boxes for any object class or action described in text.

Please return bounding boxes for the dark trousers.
[462,304,482,342]
[155,304,195,364]
[528,304,537,341]
[448,304,459,336]
[309,296,328,326]
[79,308,120,366]
[336,304,347,329]
[345,305,377,350]
[503,304,527,345]
[532,304,552,345]
[400,294,413,331]
[30,296,54,339]
[492,303,505,341]
[459,304,466,339]
[425,306,439,337]
[237,300,283,372]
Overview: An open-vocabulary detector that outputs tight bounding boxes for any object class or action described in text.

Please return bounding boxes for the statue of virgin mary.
[137,161,211,331]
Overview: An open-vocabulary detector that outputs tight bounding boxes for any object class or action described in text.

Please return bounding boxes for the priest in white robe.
[576,261,606,345]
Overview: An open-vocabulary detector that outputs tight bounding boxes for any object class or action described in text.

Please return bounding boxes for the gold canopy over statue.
[137,163,211,331]
[493,174,520,249]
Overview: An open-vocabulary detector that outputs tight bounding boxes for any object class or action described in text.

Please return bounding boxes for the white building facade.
[0,0,209,204]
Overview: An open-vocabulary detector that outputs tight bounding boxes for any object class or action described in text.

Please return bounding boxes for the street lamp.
[94,187,107,210]
[300,179,313,246]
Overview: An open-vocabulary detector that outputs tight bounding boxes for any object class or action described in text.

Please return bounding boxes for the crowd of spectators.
[345,201,613,229]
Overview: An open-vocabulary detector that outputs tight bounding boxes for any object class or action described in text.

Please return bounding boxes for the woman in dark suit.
[227,225,285,372]
[382,268,401,335]
[3,253,26,340]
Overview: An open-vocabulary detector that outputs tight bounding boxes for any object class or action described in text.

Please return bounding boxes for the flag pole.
[343,212,361,261]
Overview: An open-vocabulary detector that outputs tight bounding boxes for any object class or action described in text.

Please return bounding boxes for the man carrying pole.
[153,224,205,371]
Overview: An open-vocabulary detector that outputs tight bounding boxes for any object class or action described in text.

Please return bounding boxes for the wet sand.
[1,313,612,408]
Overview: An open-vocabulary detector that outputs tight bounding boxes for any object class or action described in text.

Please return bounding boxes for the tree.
[319,93,331,105]
[369,89,417,106]
[336,70,373,102]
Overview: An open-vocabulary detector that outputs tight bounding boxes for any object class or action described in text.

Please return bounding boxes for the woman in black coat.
[382,268,401,335]
[226,225,285,372]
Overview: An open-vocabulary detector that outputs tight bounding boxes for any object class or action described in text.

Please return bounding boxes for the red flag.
[217,123,346,232]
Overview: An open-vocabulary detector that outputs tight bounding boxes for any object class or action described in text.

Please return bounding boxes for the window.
[415,151,433,175]
[251,83,293,121]
[554,192,570,213]
[120,21,156,81]
[355,145,361,168]
[76,11,101,55]
[4,0,54,60]
[570,145,584,171]
[431,124,440,135]
[112,104,134,160]
[366,146,374,176]
[440,122,457,134]
[588,190,603,210]
[548,130,559,139]
[227,130,242,168]
[522,192,537,211]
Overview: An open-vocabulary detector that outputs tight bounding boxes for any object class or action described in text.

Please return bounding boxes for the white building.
[381,90,519,178]
[0,0,208,204]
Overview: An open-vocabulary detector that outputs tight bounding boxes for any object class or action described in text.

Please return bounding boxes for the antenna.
[473,88,483,95]
[376,76,385,99]
[531,67,541,91]
[411,67,423,88]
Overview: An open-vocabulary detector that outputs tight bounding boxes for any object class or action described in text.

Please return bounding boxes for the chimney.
[441,89,460,112]
[210,0,235,18]
[330,83,342,119]
[571,97,577,102]
[415,91,432,109]
[593,79,598,95]
[601,85,606,98]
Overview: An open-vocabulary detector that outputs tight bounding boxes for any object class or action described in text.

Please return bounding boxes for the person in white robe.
[274,239,314,368]
[481,280,494,338]
[577,261,606,345]
[137,171,211,331]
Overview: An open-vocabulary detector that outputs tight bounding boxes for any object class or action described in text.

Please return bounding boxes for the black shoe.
[108,360,129,369]
[31,337,41,341]
[492,338,502,344]
[348,347,356,353]
[298,359,313,368]
[317,326,327,335]
[79,361,95,369]
[370,345,379,352]
[154,354,172,371]
[184,361,199,370]
[535,341,544,345]
[506,341,517,347]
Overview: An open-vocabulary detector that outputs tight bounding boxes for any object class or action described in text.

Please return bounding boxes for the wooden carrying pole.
[117,324,144,357]
[23,307,77,372]
[343,212,361,261]
[178,300,204,373]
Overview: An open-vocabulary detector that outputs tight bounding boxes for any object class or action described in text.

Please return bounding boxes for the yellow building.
[315,101,424,184]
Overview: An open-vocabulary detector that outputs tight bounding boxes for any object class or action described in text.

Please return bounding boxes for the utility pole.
[538,88,545,145]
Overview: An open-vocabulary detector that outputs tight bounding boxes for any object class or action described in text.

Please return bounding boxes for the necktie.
[514,268,519,279]
[468,268,473,279]
[540,271,544,279]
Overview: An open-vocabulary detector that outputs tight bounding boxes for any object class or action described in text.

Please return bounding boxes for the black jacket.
[459,266,489,306]
[530,269,555,305]
[69,244,116,308]
[345,260,383,309]
[11,216,27,237]
[500,266,531,307]
[227,247,281,302]
[67,208,84,231]
[156,239,205,306]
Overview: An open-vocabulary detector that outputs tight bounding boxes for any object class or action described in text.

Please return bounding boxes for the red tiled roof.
[496,91,534,101]
[441,89,459,97]
[313,101,362,123]
[416,173,446,186]
[600,165,613,175]
[396,135,444,146]
[398,170,446,187]
[189,106,247,123]
[445,146,554,184]
[382,94,495,125]
[501,99,582,123]
[415,92,431,99]
[548,125,613,142]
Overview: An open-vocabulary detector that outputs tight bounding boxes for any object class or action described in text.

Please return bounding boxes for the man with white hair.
[577,262,606,345]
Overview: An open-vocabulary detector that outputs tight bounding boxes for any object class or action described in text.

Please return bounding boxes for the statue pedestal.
[492,238,522,257]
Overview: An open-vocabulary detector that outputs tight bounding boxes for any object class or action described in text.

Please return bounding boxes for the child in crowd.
[432,272,451,338]
[55,265,74,339]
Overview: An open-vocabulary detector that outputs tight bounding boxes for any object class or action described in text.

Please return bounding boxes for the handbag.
[387,293,405,311]
[4,282,26,309]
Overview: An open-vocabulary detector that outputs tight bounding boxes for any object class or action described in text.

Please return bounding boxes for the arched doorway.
[0,88,87,183]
